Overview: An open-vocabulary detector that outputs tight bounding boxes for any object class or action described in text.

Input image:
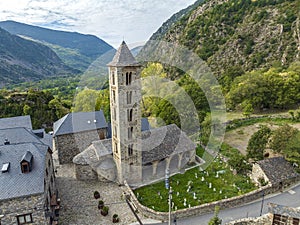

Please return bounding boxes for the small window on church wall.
[127,91,132,104]
[114,126,117,138]
[126,72,132,85]
[113,108,116,120]
[114,142,118,154]
[112,90,116,103]
[128,144,133,156]
[128,127,133,139]
[128,109,133,122]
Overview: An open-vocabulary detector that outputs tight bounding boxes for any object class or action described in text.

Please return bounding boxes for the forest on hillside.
[1,0,300,132]
[0,60,300,131]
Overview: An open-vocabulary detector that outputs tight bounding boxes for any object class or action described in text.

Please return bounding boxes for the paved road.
[147,183,300,225]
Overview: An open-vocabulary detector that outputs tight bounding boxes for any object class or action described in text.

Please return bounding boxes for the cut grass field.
[134,156,256,212]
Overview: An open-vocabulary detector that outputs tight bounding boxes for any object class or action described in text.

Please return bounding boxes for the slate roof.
[268,203,300,218]
[0,115,32,130]
[0,142,48,200]
[74,124,196,165]
[107,41,140,67]
[257,156,299,184]
[53,110,108,136]
[73,139,112,165]
[0,116,52,200]
[142,124,196,164]
[0,127,48,146]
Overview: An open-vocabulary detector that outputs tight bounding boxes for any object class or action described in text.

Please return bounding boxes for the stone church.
[55,41,198,187]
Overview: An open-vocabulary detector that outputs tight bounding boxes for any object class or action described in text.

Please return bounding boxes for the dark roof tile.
[53,110,107,136]
[257,156,299,184]
[0,142,48,200]
[107,41,140,67]
[0,115,32,130]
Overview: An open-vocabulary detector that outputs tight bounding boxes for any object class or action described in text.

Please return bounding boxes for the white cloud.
[0,0,196,47]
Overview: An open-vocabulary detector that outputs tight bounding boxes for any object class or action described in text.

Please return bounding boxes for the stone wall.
[0,194,48,225]
[44,150,58,223]
[55,128,107,164]
[75,164,98,181]
[251,163,269,186]
[124,180,300,222]
[226,214,272,225]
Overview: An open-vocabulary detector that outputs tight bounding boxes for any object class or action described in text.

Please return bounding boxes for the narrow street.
[149,183,300,225]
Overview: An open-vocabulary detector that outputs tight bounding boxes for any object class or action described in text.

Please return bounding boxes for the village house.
[52,110,108,164]
[251,156,300,189]
[0,116,58,225]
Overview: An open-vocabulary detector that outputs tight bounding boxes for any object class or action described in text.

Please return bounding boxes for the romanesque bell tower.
[107,41,142,184]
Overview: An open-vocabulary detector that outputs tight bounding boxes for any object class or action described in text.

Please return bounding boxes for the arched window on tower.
[127,91,132,104]
[126,72,132,85]
[128,127,133,139]
[128,144,133,156]
[127,109,133,122]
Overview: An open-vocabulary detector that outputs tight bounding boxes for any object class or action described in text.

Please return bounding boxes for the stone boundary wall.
[225,214,272,225]
[124,179,300,222]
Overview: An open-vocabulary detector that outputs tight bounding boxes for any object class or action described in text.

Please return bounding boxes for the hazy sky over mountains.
[0,0,195,47]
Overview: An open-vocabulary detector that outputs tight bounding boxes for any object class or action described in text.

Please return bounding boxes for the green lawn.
[134,157,256,212]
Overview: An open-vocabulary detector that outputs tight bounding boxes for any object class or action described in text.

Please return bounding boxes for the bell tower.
[107,41,142,184]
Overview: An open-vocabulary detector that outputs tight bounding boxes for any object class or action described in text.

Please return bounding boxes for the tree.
[48,98,69,119]
[95,89,110,121]
[200,113,211,145]
[228,154,251,175]
[289,110,295,120]
[270,124,298,153]
[241,101,254,118]
[226,66,300,111]
[72,88,100,112]
[208,206,222,225]
[23,104,32,115]
[141,62,167,78]
[284,131,300,172]
[246,126,271,161]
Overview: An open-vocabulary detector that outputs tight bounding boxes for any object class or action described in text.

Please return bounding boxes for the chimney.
[4,138,10,145]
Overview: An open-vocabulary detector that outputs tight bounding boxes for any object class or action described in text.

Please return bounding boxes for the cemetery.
[134,153,256,212]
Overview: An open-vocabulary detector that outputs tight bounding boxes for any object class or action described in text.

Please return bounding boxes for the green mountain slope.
[0,20,114,71]
[150,0,205,40]
[151,0,300,78]
[0,27,77,87]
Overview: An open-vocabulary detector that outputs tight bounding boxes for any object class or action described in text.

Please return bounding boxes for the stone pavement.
[53,150,147,225]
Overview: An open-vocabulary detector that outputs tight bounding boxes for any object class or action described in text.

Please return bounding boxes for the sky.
[0,0,196,48]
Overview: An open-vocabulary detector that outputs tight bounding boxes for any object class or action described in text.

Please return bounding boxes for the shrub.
[98,200,104,209]
[101,206,109,216]
[94,191,100,199]
[258,177,268,186]
[113,214,119,223]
